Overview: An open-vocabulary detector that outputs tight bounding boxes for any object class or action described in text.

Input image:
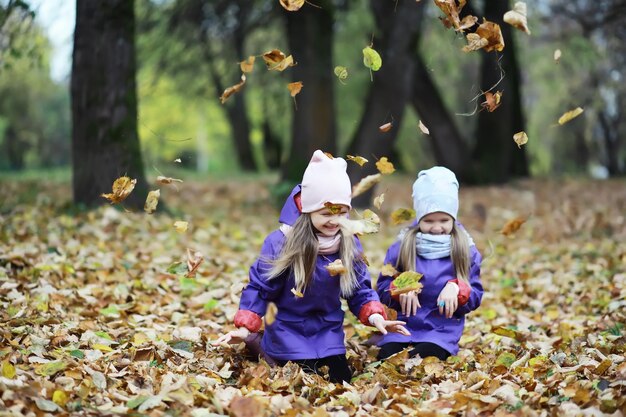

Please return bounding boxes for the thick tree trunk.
[281,0,336,183]
[410,53,469,180]
[4,126,24,170]
[471,0,529,183]
[71,0,148,209]
[346,0,425,207]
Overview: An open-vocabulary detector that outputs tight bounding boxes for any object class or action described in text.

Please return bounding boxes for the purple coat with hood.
[235,185,386,360]
[376,228,483,356]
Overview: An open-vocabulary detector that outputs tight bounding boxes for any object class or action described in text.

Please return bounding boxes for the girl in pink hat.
[214,150,408,383]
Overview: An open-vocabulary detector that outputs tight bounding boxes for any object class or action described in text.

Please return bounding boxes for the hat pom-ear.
[310,150,327,163]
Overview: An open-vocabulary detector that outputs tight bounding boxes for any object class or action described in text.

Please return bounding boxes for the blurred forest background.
[0,0,625,207]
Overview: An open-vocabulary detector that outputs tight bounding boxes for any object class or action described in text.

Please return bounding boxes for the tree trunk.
[345,0,424,207]
[410,53,470,179]
[471,0,529,184]
[281,0,336,183]
[71,0,148,209]
[4,125,24,170]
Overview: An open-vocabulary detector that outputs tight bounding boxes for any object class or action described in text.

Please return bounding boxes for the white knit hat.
[300,150,352,213]
[412,166,459,223]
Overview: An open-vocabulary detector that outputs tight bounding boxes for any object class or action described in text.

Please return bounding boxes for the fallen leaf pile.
[1,176,624,416]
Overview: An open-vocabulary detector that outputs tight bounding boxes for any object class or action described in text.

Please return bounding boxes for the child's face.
[418,212,454,235]
[310,205,349,237]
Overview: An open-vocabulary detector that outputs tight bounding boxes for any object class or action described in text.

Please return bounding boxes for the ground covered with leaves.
[1,176,625,416]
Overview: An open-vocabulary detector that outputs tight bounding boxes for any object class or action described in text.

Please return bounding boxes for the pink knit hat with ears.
[300,150,352,213]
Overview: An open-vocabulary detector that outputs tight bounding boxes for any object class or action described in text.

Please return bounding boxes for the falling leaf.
[262,49,295,71]
[513,131,528,148]
[434,0,470,31]
[279,0,305,11]
[346,155,368,166]
[379,122,393,133]
[373,193,385,209]
[481,91,502,112]
[554,49,562,63]
[463,20,505,52]
[144,190,160,214]
[265,302,278,325]
[390,208,416,225]
[101,176,137,204]
[220,74,246,104]
[363,46,382,81]
[376,157,395,175]
[291,288,304,298]
[174,221,188,233]
[156,176,183,185]
[334,66,348,84]
[351,173,382,198]
[336,209,380,235]
[503,2,531,35]
[418,120,430,135]
[239,56,256,73]
[325,259,347,276]
[323,202,345,215]
[287,81,303,98]
[462,33,489,52]
[390,271,423,296]
[501,217,526,236]
[558,107,584,125]
[186,248,204,278]
[380,263,398,277]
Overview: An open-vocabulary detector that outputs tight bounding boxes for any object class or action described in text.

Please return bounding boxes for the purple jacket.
[236,185,384,360]
[376,240,483,355]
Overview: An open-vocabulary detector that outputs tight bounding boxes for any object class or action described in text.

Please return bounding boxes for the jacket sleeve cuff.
[358,301,388,326]
[448,279,470,306]
[234,310,262,333]
[389,282,401,302]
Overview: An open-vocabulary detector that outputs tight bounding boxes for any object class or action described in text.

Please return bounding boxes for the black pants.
[377,342,450,361]
[277,354,352,383]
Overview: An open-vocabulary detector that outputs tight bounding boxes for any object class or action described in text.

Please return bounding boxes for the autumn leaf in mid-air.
[173,221,188,233]
[101,176,137,204]
[239,56,256,73]
[336,209,380,236]
[418,120,430,135]
[503,2,531,35]
[373,193,385,209]
[379,122,393,133]
[376,157,395,175]
[346,155,368,166]
[463,20,505,52]
[325,259,346,277]
[462,33,489,52]
[156,176,183,185]
[554,49,562,63]
[513,131,528,148]
[265,302,278,325]
[279,0,305,11]
[144,190,160,214]
[323,202,344,214]
[558,107,584,125]
[287,81,303,109]
[220,74,246,104]
[186,248,204,278]
[434,0,471,31]
[262,49,295,71]
[334,66,348,84]
[351,173,382,197]
[390,208,416,225]
[481,91,502,112]
[363,46,382,81]
[501,217,526,236]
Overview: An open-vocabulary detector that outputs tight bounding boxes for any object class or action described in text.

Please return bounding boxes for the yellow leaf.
[554,49,561,63]
[323,202,344,214]
[336,210,380,235]
[265,302,278,325]
[503,2,531,35]
[2,360,16,379]
[513,131,528,148]
[325,259,346,277]
[380,263,398,277]
[482,91,502,112]
[462,33,489,52]
[390,271,423,296]
[144,190,160,214]
[239,55,256,73]
[174,221,188,233]
[262,49,295,71]
[93,344,113,352]
[291,288,304,298]
[220,74,246,104]
[279,0,305,11]
[52,390,68,407]
[373,193,385,209]
[376,157,395,175]
[334,66,348,83]
[133,333,149,346]
[346,155,368,166]
[287,81,303,97]
[418,120,430,135]
[390,208,416,225]
[156,176,183,185]
[351,174,382,198]
[558,107,584,125]
[101,176,137,204]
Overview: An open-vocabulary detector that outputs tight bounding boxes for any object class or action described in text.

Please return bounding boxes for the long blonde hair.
[397,223,471,283]
[267,213,361,297]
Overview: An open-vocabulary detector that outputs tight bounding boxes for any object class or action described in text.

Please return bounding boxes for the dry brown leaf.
[500,217,526,236]
[287,81,303,97]
[239,56,256,73]
[380,263,398,277]
[346,155,368,166]
[279,0,305,11]
[476,20,505,52]
[156,176,183,185]
[373,193,385,209]
[379,122,393,133]
[481,91,502,112]
[101,176,137,204]
[434,0,469,31]
[558,107,584,125]
[262,49,295,71]
[503,2,531,35]
[186,248,204,278]
[325,259,346,277]
[418,120,430,135]
[220,74,246,104]
[376,157,395,175]
[513,131,528,148]
[462,33,489,52]
[351,174,382,198]
[144,190,160,214]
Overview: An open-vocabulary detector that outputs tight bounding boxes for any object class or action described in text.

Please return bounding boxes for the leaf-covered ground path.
[1,176,625,416]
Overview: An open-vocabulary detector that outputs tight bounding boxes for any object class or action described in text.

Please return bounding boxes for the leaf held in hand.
[391,271,423,296]
[101,176,136,204]
[144,190,160,214]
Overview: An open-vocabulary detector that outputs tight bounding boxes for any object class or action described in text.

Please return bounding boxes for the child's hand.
[369,314,410,336]
[437,282,459,318]
[399,290,421,316]
[212,327,251,346]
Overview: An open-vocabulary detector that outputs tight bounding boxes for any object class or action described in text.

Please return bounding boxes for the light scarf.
[396,228,475,260]
[279,224,341,255]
